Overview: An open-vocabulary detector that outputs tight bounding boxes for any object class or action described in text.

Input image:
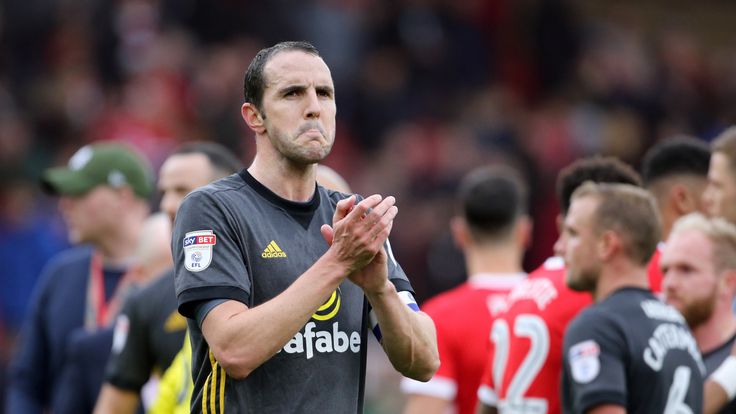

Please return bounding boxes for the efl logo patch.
[569,339,601,384]
[183,230,216,272]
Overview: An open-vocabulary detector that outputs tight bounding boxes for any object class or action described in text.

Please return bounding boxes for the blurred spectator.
[52,212,172,414]
[6,143,153,413]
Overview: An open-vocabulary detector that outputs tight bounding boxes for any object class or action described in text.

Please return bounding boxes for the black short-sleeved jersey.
[173,171,413,414]
[562,288,704,414]
[105,270,187,391]
[703,333,736,414]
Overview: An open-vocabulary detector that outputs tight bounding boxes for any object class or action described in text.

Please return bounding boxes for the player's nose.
[304,89,321,119]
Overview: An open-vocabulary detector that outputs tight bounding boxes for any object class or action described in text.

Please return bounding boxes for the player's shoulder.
[185,173,247,203]
[528,257,567,287]
[46,245,93,269]
[177,174,250,220]
[421,283,472,314]
[601,287,655,310]
[38,246,93,286]
[534,256,565,273]
[566,302,616,336]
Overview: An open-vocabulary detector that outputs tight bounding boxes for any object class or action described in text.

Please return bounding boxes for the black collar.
[238,169,320,229]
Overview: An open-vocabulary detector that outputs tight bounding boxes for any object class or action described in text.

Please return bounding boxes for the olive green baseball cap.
[41,142,154,199]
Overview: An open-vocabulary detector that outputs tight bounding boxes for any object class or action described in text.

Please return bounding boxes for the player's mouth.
[301,128,323,139]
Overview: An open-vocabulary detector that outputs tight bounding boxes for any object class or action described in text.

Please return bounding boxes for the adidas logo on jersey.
[262,240,287,258]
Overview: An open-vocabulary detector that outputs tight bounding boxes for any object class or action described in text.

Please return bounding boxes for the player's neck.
[248,156,317,202]
[691,305,736,355]
[594,261,648,302]
[465,243,524,276]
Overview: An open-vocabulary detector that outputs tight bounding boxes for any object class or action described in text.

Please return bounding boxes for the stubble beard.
[680,287,718,329]
[566,267,598,293]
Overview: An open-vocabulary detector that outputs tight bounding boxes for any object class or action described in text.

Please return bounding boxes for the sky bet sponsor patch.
[183,230,216,272]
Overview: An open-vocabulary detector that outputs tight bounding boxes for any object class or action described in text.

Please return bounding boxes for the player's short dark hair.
[556,156,641,216]
[243,41,321,115]
[641,136,710,186]
[712,126,736,174]
[456,165,528,241]
[172,142,242,179]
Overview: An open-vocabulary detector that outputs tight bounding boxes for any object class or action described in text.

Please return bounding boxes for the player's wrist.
[362,279,394,298]
[711,355,736,401]
[317,248,352,283]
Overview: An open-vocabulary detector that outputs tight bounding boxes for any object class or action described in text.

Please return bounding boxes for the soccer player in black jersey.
[172,41,438,413]
[558,182,704,414]
[661,213,736,414]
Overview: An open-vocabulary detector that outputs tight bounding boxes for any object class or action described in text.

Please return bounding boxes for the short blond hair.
[572,182,661,265]
[670,212,736,273]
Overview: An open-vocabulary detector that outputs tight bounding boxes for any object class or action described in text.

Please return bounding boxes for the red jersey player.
[641,136,711,297]
[647,244,664,294]
[477,257,590,413]
[402,166,530,414]
[476,156,642,414]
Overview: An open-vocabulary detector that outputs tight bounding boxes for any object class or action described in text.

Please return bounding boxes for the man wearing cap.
[6,142,153,413]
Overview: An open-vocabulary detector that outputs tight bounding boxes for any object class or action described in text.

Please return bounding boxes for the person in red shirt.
[401,166,531,414]
[641,136,711,295]
[477,156,640,414]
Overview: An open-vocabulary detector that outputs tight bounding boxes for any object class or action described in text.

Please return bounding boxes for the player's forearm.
[704,353,736,414]
[93,385,140,414]
[203,250,350,379]
[366,281,439,381]
[704,380,729,414]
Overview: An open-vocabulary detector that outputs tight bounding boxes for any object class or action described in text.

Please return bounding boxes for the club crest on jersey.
[183,230,216,272]
[569,339,601,384]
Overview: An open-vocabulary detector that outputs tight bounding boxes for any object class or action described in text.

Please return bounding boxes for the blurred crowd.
[3,0,736,411]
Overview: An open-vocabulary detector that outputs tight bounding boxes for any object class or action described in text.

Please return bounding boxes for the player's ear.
[720,269,736,298]
[672,184,696,215]
[242,102,266,134]
[515,214,533,249]
[450,216,469,250]
[597,229,619,261]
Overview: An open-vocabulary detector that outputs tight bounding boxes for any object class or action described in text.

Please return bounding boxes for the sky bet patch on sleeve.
[183,230,216,272]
